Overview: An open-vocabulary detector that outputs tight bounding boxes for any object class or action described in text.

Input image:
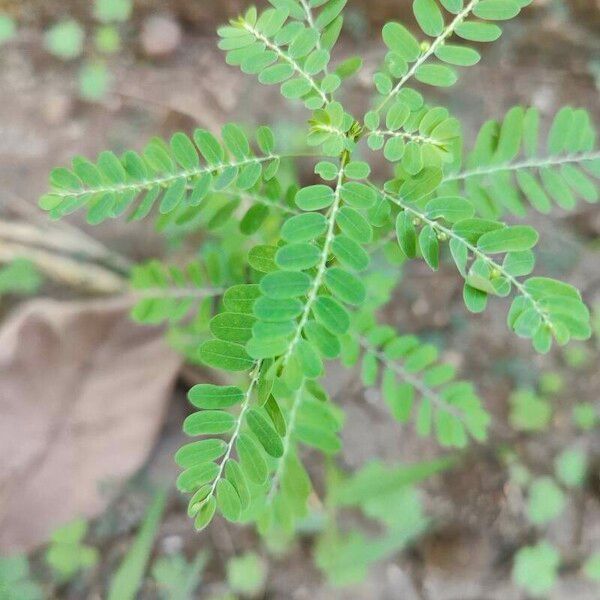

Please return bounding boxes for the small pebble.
[140,14,182,58]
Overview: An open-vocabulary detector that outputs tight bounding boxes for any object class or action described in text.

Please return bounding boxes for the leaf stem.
[204,360,262,502]
[52,156,277,199]
[374,129,446,148]
[443,151,600,183]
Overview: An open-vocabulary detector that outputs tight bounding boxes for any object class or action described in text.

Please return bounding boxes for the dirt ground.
[1,1,599,598]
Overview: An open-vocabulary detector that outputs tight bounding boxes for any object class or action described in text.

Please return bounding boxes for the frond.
[371,0,529,115]
[40,125,282,226]
[365,98,462,171]
[178,160,378,530]
[218,4,345,109]
[129,259,225,325]
[441,106,600,217]
[341,324,490,448]
[376,171,591,352]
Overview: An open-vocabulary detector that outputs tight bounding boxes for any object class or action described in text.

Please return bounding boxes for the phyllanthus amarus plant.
[41,0,598,537]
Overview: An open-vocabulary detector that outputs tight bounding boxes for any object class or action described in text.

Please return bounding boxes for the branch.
[374,0,480,115]
[444,150,600,183]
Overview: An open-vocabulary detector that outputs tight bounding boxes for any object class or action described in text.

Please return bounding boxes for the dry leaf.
[0,298,182,552]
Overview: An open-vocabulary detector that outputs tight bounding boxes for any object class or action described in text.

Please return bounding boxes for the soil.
[0,1,599,598]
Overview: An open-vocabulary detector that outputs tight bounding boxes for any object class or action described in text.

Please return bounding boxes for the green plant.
[0,13,16,45]
[107,490,167,600]
[44,20,86,60]
[315,458,446,586]
[507,442,596,596]
[512,541,560,597]
[226,552,267,597]
[0,259,42,296]
[509,388,552,432]
[44,519,98,583]
[0,556,43,600]
[39,0,598,588]
[151,552,208,600]
[43,0,132,100]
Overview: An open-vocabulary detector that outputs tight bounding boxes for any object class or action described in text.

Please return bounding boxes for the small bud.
[420,41,430,52]
[437,232,448,242]
[412,217,421,227]
[490,268,501,279]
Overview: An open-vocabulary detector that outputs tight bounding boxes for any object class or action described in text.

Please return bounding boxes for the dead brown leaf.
[0,298,182,552]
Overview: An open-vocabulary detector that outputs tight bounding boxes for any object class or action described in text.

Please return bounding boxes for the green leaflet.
[281,212,328,242]
[295,184,335,210]
[177,463,221,493]
[236,434,268,484]
[223,285,261,314]
[275,243,321,270]
[340,182,377,209]
[336,206,373,243]
[188,385,245,409]
[210,313,256,344]
[260,270,312,298]
[198,340,254,371]
[381,22,420,62]
[413,0,444,37]
[313,295,350,334]
[254,296,304,321]
[246,409,284,457]
[175,439,228,468]
[325,267,366,305]
[183,411,236,436]
[476,225,538,253]
[331,235,370,271]
[249,245,279,273]
[216,478,242,521]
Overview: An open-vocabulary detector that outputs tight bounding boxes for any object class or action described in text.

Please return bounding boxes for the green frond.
[372,0,528,115]
[341,324,489,447]
[218,3,346,109]
[376,173,591,352]
[129,259,225,325]
[364,98,462,170]
[36,0,598,552]
[177,159,374,531]
[41,125,282,226]
[441,106,600,217]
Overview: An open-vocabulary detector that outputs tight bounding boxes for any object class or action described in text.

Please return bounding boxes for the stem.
[374,129,446,148]
[374,0,480,116]
[52,156,277,199]
[205,361,262,501]
[223,189,300,217]
[267,158,349,503]
[282,161,346,365]
[300,0,328,74]
[443,151,600,183]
